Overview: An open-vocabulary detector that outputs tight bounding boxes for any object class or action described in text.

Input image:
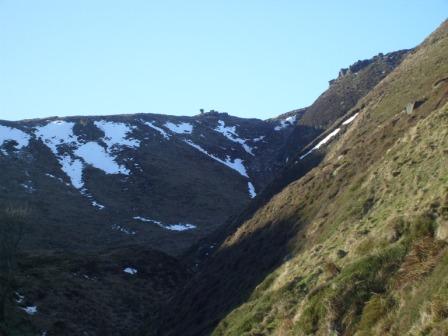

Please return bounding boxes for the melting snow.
[59,155,84,189]
[112,224,136,235]
[164,122,193,134]
[22,306,38,315]
[94,121,140,149]
[214,120,254,155]
[123,267,138,275]
[314,128,341,149]
[133,216,197,231]
[143,121,170,139]
[35,120,78,154]
[300,128,341,160]
[164,224,196,231]
[45,173,70,186]
[133,216,155,223]
[0,125,31,153]
[184,140,249,177]
[79,188,106,209]
[342,113,359,125]
[74,142,129,175]
[248,182,256,198]
[16,293,38,316]
[252,136,266,142]
[35,121,85,188]
[15,292,24,304]
[274,115,297,131]
[20,181,35,193]
[36,120,139,190]
[91,201,105,210]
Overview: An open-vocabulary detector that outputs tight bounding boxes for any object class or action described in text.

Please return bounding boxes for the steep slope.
[1,112,303,335]
[184,50,409,268]
[298,49,409,129]
[0,26,414,336]
[159,21,448,336]
[0,48,406,257]
[257,49,410,175]
[0,112,303,255]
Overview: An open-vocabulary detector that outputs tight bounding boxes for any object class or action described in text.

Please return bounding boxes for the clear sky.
[0,1,446,121]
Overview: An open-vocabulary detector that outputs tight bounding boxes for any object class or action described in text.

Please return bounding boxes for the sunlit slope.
[213,20,448,336]
[160,20,448,336]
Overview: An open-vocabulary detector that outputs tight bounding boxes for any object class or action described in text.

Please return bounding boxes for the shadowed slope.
[158,20,448,336]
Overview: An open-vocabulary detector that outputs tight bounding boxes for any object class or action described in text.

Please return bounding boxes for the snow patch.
[20,181,35,193]
[342,113,359,125]
[214,120,254,155]
[35,120,78,154]
[45,173,71,186]
[164,224,197,231]
[59,155,84,189]
[184,140,248,177]
[15,292,24,304]
[74,142,129,175]
[248,182,256,198]
[164,121,193,134]
[94,121,140,149]
[252,136,265,142]
[300,128,341,160]
[79,188,105,209]
[35,121,85,188]
[314,128,341,149]
[274,115,297,131]
[133,216,156,223]
[133,216,197,231]
[16,292,38,316]
[123,267,138,275]
[0,125,30,153]
[112,224,136,235]
[91,201,105,210]
[143,121,170,139]
[22,306,38,315]
[36,120,139,191]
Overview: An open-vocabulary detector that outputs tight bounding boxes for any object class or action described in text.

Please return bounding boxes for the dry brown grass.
[393,237,445,289]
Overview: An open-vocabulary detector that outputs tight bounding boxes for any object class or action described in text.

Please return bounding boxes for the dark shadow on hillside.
[152,151,325,336]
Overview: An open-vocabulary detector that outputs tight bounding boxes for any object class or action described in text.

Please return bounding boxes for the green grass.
[295,243,408,335]
[209,21,448,336]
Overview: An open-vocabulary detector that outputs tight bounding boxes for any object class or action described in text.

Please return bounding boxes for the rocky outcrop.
[333,49,410,83]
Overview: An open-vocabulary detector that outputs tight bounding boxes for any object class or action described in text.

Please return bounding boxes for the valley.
[1,19,447,336]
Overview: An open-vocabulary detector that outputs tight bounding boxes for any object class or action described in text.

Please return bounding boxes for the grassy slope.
[164,20,448,336]
[213,21,448,336]
[177,49,408,275]
[1,44,408,336]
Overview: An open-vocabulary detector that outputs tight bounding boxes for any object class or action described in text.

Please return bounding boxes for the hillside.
[0,46,406,257]
[8,247,189,335]
[298,49,409,129]
[0,23,416,336]
[158,20,448,336]
[0,111,304,255]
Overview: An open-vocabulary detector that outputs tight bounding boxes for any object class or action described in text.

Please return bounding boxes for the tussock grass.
[210,21,448,336]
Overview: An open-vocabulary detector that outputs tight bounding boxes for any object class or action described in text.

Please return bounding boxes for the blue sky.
[0,1,446,121]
